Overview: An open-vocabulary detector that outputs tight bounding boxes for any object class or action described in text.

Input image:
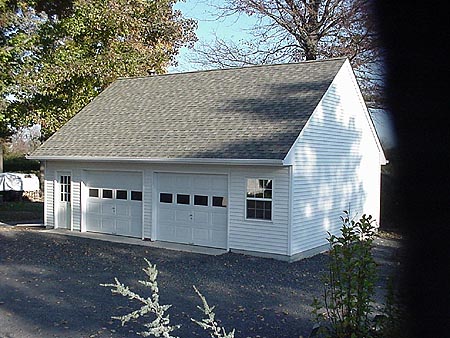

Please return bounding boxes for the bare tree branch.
[190,0,385,106]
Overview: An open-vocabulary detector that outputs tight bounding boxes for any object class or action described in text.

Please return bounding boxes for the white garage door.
[84,171,142,238]
[157,173,228,249]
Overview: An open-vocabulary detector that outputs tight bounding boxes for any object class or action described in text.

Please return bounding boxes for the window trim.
[245,178,273,222]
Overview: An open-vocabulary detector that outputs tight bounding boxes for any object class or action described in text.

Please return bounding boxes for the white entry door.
[84,171,143,238]
[157,173,228,249]
[57,173,71,229]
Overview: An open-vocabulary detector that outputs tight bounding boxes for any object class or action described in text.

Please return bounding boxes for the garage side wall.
[228,166,290,255]
[287,62,382,255]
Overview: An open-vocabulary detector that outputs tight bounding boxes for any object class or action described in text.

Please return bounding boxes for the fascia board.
[26,155,286,166]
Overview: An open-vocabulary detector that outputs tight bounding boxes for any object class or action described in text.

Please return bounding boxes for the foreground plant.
[312,211,378,338]
[102,258,233,338]
[101,258,179,337]
[192,285,235,338]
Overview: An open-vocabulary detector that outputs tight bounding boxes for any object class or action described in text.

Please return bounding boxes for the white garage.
[156,173,228,249]
[84,171,143,238]
[31,59,387,261]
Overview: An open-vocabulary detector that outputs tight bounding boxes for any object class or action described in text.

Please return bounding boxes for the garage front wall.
[44,161,290,255]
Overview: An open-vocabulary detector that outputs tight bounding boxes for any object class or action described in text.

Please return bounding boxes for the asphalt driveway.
[0,226,402,338]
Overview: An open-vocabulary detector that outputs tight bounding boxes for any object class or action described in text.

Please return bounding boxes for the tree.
[0,0,196,139]
[192,0,383,106]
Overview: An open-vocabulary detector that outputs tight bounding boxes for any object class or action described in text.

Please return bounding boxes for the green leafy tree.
[1,0,196,139]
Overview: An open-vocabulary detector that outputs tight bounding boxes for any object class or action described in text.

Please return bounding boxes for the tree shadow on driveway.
[0,227,402,338]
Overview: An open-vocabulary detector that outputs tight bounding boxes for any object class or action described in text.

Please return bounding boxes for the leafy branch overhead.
[0,0,197,139]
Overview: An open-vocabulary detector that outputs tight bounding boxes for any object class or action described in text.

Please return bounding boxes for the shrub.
[312,211,378,338]
[3,154,40,173]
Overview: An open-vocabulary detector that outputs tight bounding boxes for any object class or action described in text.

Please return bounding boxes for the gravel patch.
[0,226,403,338]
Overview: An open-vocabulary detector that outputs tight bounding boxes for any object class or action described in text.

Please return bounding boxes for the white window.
[246,179,272,220]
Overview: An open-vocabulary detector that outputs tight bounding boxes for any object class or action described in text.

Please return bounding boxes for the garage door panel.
[87,201,101,214]
[193,228,209,242]
[159,208,175,221]
[159,224,175,238]
[101,218,115,233]
[193,210,209,225]
[175,210,191,223]
[175,226,191,240]
[115,204,129,216]
[157,173,227,249]
[116,219,131,236]
[211,212,227,227]
[212,178,227,191]
[212,231,227,246]
[86,216,101,231]
[101,203,115,215]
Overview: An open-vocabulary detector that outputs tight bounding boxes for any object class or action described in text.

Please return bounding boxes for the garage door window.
[102,189,113,199]
[246,179,272,220]
[89,188,99,197]
[131,191,142,201]
[159,193,172,203]
[212,196,227,207]
[194,195,208,206]
[177,194,190,205]
[116,190,128,200]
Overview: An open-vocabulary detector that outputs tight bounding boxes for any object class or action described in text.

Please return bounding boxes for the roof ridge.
[117,57,348,81]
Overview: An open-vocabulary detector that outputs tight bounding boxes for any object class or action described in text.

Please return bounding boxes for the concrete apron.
[44,228,228,256]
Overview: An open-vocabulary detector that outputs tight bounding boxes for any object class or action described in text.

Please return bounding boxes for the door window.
[60,175,71,202]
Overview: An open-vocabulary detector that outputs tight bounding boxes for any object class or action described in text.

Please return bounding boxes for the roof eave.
[26,155,287,166]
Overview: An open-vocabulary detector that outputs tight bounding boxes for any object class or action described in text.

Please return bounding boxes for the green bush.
[3,154,40,173]
[312,211,378,338]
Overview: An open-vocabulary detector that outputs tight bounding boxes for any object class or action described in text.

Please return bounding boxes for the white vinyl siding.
[72,169,81,231]
[229,167,290,255]
[143,169,153,239]
[43,163,55,228]
[289,61,382,255]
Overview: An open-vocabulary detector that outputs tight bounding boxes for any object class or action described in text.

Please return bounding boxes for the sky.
[169,0,258,73]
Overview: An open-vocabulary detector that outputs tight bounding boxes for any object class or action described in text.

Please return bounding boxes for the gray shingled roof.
[31,58,346,161]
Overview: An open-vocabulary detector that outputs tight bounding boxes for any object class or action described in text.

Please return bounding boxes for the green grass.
[0,201,44,223]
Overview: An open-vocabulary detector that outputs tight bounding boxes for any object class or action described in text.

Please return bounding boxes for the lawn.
[0,200,44,223]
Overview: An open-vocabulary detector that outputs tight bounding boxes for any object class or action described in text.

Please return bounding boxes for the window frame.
[245,178,273,221]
